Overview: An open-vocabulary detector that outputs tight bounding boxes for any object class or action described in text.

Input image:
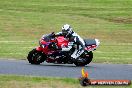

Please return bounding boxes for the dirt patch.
[109,17,132,24]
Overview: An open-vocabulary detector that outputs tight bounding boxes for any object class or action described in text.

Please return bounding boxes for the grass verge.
[0,75,131,88]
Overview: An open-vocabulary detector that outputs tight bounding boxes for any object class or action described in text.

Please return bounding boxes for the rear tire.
[27,49,46,65]
[74,63,85,66]
[74,51,93,66]
[85,51,93,64]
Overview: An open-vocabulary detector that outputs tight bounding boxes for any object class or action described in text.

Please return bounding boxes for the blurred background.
[0,0,131,63]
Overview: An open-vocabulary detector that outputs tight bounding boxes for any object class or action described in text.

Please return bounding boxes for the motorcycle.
[27,32,100,66]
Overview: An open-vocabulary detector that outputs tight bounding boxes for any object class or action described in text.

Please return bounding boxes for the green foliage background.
[0,0,132,63]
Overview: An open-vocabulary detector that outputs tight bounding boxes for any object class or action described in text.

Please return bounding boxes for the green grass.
[0,75,131,88]
[0,0,132,63]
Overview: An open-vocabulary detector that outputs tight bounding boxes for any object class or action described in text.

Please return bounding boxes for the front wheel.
[74,51,93,66]
[27,49,46,64]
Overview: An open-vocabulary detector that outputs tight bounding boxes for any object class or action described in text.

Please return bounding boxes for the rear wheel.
[74,51,93,66]
[85,51,93,64]
[27,49,46,64]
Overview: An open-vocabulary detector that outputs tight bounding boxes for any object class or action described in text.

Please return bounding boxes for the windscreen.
[41,34,53,42]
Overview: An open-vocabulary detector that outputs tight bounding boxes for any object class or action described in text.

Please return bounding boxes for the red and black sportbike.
[27,32,100,66]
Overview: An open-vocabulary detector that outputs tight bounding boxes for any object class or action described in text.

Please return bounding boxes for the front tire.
[27,49,46,64]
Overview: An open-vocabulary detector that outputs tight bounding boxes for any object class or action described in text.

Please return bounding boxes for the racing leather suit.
[56,31,85,59]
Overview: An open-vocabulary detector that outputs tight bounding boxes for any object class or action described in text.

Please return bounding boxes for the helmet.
[62,24,73,37]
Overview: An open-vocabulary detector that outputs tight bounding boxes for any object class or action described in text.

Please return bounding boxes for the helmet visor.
[62,29,68,36]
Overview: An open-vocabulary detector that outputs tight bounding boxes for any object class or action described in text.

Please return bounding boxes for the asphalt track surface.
[0,59,132,80]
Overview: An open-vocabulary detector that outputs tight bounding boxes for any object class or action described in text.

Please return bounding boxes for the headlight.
[41,44,45,48]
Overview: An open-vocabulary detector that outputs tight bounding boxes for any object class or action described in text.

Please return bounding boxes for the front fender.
[36,46,43,52]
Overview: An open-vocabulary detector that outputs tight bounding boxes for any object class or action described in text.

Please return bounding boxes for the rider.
[55,24,85,62]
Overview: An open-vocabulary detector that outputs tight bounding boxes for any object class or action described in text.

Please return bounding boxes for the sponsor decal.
[79,68,131,86]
